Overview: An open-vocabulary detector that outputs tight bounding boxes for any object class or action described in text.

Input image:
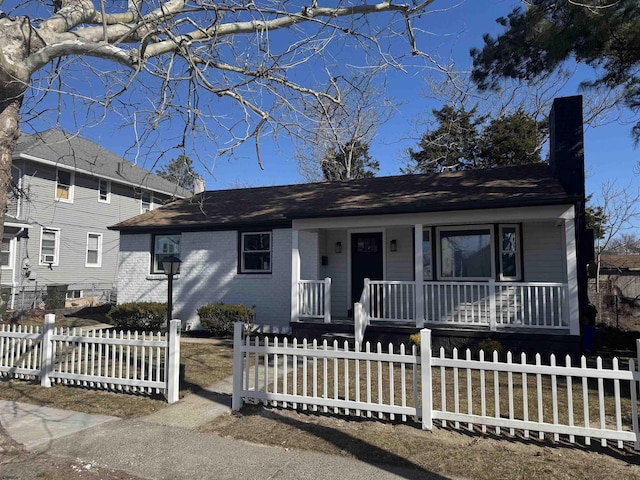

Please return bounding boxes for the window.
[86,233,102,267]
[140,191,153,213]
[438,227,492,280]
[98,179,110,203]
[152,234,180,273]
[499,225,521,280]
[40,228,60,265]
[66,290,82,300]
[56,169,74,202]
[240,232,271,273]
[1,238,12,268]
[422,229,432,280]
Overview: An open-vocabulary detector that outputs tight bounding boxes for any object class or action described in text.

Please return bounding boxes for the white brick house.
[110,97,593,353]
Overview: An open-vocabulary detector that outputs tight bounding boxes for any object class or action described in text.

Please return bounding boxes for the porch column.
[291,229,300,323]
[414,225,425,328]
[564,218,580,335]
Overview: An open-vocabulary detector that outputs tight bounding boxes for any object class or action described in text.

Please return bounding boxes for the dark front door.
[351,232,384,309]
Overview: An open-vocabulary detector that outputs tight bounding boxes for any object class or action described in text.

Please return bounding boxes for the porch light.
[390,239,397,252]
[335,241,342,254]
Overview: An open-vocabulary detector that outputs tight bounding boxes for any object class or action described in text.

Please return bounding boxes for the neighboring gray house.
[110,97,593,353]
[2,129,190,309]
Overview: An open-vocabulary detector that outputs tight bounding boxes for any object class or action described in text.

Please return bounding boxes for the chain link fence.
[1,283,116,314]
[588,278,640,331]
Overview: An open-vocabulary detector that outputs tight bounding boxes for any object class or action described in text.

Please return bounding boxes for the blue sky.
[15,0,640,216]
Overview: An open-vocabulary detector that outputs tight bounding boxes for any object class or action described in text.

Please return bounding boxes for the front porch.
[289,204,581,345]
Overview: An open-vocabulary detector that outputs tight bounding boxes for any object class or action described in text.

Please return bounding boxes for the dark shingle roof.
[110,163,577,233]
[15,129,191,198]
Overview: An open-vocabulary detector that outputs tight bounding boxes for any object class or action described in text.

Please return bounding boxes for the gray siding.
[385,227,414,281]
[523,221,565,282]
[9,159,176,292]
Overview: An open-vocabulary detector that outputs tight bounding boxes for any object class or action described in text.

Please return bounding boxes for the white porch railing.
[366,280,416,322]
[424,281,568,330]
[297,278,331,323]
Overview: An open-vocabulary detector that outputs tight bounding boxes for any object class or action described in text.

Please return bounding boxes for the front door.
[351,232,384,310]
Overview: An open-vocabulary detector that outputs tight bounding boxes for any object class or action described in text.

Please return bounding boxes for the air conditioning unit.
[42,254,55,264]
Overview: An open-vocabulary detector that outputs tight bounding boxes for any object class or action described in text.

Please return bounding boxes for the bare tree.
[593,181,640,292]
[0,0,443,288]
[295,73,392,182]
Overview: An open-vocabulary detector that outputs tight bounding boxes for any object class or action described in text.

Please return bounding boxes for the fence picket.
[225,326,640,450]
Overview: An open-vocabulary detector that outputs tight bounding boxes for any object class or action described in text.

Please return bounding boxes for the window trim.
[239,231,272,274]
[55,168,74,203]
[498,224,522,281]
[98,179,111,203]
[436,225,495,281]
[85,232,103,267]
[151,233,181,274]
[66,290,83,300]
[1,237,14,269]
[422,227,433,281]
[39,227,60,266]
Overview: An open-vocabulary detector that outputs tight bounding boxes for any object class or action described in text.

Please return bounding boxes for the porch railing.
[366,280,416,322]
[297,278,331,323]
[423,281,568,330]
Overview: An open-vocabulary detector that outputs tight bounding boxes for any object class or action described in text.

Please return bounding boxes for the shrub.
[107,302,167,332]
[409,333,421,347]
[476,338,504,357]
[197,302,254,336]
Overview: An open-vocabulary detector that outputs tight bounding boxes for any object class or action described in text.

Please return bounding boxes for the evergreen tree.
[321,140,379,181]
[156,155,197,191]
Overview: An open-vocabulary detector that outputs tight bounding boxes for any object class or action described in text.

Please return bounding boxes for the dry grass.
[0,340,235,418]
[205,404,640,480]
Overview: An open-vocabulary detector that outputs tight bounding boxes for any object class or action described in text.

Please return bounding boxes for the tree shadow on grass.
[236,404,449,480]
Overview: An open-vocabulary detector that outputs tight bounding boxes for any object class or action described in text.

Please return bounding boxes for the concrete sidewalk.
[0,375,447,479]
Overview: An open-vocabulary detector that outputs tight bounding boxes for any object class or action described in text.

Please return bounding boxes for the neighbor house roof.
[110,163,577,233]
[600,255,640,271]
[14,129,191,198]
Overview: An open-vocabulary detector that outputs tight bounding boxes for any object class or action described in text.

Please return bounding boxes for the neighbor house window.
[437,226,493,280]
[56,169,74,202]
[240,232,271,273]
[40,227,60,265]
[86,233,102,267]
[140,191,153,213]
[499,224,521,281]
[98,179,111,203]
[66,290,82,300]
[1,238,12,268]
[422,228,432,280]
[152,234,180,273]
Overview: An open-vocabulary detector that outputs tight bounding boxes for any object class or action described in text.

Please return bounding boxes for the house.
[111,96,592,353]
[2,129,191,310]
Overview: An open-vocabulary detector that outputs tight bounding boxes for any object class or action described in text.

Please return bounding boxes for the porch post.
[291,229,300,323]
[324,277,331,323]
[564,218,580,335]
[414,225,425,328]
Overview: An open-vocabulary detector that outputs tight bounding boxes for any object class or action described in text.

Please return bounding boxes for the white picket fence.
[0,314,180,403]
[232,324,640,450]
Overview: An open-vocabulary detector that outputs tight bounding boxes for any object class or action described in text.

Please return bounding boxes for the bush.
[476,338,504,357]
[197,303,254,336]
[107,302,167,332]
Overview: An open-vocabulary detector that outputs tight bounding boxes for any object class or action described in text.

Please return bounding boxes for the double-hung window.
[141,192,153,213]
[1,238,12,268]
[98,179,111,203]
[56,169,74,202]
[152,234,180,274]
[40,227,60,265]
[240,232,271,273]
[86,233,103,267]
[422,228,433,280]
